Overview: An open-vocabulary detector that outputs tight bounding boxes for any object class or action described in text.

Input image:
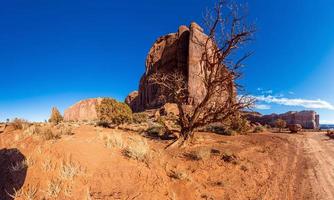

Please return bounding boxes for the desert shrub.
[132,112,149,124]
[123,137,150,162]
[39,127,59,140]
[253,125,265,133]
[167,169,189,180]
[275,118,287,132]
[229,116,251,134]
[49,107,63,124]
[146,122,165,137]
[186,147,211,160]
[222,151,237,163]
[28,125,59,140]
[96,98,133,125]
[59,159,81,180]
[11,118,29,130]
[59,126,73,136]
[96,120,110,128]
[206,124,236,136]
[104,132,124,148]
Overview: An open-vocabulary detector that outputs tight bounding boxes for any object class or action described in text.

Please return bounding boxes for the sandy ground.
[302,132,334,200]
[0,125,333,200]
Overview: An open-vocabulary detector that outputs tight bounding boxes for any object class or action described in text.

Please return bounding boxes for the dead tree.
[150,0,255,148]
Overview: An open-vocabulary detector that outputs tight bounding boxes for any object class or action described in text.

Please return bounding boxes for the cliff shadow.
[0,148,27,200]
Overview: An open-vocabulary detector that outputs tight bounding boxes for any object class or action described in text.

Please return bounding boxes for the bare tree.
[150,0,255,148]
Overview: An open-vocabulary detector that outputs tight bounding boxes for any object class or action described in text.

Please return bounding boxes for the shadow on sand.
[0,148,27,200]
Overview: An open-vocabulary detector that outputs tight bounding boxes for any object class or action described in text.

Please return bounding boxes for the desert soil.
[0,124,333,200]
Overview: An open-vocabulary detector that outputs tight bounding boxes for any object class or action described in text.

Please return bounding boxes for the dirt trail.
[302,132,334,200]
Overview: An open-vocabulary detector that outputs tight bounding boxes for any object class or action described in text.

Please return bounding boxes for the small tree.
[49,107,63,124]
[96,98,133,125]
[150,0,255,148]
[275,118,286,133]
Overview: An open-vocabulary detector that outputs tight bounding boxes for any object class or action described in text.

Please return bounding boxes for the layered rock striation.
[247,110,320,129]
[63,98,102,121]
[126,22,224,112]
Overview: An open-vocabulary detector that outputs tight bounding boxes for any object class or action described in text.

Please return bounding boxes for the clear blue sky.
[1,0,334,123]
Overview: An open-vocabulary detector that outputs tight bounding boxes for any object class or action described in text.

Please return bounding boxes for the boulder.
[64,98,102,121]
[288,124,302,133]
[160,103,179,116]
[125,91,139,111]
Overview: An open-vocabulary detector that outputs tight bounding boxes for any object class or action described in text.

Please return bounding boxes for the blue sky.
[1,0,334,123]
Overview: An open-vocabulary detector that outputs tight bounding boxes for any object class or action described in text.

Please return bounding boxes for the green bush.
[132,112,149,124]
[206,124,236,136]
[253,126,265,133]
[229,116,251,134]
[96,98,133,125]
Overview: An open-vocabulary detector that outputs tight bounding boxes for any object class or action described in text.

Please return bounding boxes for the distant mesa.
[64,98,102,121]
[125,22,234,112]
[246,110,320,129]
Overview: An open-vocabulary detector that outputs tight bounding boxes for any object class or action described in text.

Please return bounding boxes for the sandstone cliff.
[247,110,320,129]
[126,22,220,112]
[63,98,102,121]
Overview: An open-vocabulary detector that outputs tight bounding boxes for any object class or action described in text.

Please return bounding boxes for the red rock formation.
[63,98,102,121]
[126,22,231,112]
[246,110,320,129]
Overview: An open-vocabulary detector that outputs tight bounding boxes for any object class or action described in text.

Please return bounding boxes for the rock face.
[247,110,320,129]
[64,98,102,121]
[288,124,302,133]
[126,22,228,112]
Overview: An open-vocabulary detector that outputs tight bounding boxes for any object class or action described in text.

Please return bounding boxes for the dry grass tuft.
[104,131,124,149]
[10,160,28,172]
[6,188,23,199]
[42,158,54,172]
[11,118,29,130]
[123,136,150,162]
[14,185,38,200]
[59,158,81,180]
[64,184,73,197]
[46,179,62,198]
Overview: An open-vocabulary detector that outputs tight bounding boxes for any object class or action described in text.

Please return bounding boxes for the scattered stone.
[288,124,302,133]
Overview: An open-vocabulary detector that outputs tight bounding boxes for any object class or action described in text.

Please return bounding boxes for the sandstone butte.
[65,22,224,121]
[247,110,320,129]
[125,22,227,112]
[63,22,320,130]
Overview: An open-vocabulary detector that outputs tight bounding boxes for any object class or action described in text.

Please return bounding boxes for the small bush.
[27,125,60,140]
[222,151,237,164]
[186,147,211,160]
[132,112,149,124]
[11,118,28,130]
[49,107,63,124]
[167,169,189,180]
[253,126,265,133]
[146,123,166,138]
[96,98,133,125]
[206,124,236,136]
[96,120,110,128]
[58,125,73,136]
[229,116,251,134]
[123,137,150,162]
[39,127,59,140]
[104,132,124,148]
[275,118,287,132]
[59,159,81,180]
